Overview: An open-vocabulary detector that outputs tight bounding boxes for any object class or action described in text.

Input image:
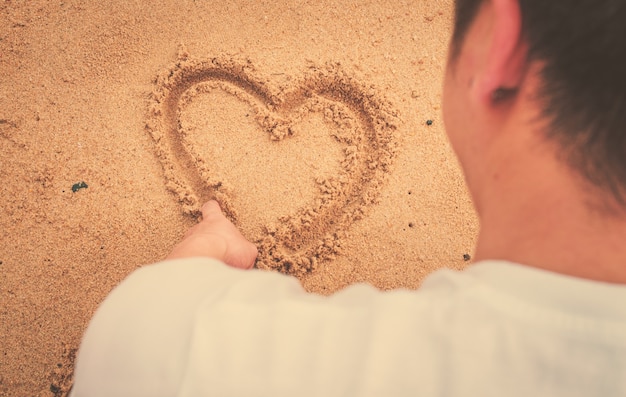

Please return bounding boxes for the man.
[71,0,626,395]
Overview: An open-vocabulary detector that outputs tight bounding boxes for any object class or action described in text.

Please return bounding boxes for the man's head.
[443,0,626,214]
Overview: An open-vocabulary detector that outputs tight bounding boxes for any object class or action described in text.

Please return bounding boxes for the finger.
[201,200,223,220]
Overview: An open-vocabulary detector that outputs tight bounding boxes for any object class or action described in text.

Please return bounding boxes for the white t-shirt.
[71,259,626,397]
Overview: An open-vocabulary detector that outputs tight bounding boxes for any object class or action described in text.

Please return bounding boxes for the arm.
[71,201,259,397]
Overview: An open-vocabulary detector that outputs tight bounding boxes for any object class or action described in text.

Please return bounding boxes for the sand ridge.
[146,51,399,274]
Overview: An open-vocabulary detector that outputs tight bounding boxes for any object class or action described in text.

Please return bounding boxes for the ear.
[474,0,527,104]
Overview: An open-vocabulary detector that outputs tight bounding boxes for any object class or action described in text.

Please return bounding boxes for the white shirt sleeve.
[71,258,626,397]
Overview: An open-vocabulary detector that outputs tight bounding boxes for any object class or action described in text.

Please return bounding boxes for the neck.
[473,140,626,284]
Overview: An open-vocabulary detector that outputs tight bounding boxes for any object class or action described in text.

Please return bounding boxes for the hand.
[166,201,258,269]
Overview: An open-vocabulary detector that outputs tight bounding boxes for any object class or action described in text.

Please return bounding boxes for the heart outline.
[146,54,398,274]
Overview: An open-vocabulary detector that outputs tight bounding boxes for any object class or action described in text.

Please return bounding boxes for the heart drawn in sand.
[146,55,398,274]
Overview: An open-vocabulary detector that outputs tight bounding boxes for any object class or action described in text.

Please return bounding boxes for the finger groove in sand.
[146,55,399,274]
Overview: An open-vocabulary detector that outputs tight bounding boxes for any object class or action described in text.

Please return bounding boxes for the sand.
[0,1,478,395]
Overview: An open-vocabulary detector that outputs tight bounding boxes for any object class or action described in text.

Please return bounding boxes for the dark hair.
[452,0,626,206]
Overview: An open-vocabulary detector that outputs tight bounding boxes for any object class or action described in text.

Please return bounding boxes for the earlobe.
[476,0,527,105]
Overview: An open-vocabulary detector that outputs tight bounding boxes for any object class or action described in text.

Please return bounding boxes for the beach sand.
[0,1,478,395]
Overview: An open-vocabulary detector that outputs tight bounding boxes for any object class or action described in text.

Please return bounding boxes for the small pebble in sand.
[71,181,88,193]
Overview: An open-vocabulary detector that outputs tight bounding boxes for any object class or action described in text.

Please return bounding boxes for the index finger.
[201,200,223,220]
